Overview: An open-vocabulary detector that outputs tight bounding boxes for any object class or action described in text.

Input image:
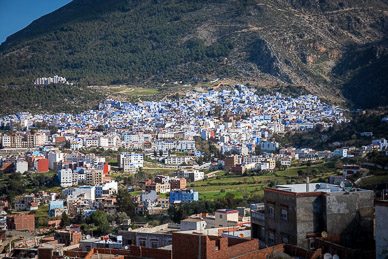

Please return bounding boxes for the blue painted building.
[49,200,64,217]
[169,189,198,204]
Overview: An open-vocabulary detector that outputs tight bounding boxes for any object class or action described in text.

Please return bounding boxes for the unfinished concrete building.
[251,182,374,250]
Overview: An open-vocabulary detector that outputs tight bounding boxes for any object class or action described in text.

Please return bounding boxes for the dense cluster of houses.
[0,86,386,258]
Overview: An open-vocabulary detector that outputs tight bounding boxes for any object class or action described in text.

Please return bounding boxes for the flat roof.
[216,209,239,214]
[275,183,343,193]
[182,218,206,223]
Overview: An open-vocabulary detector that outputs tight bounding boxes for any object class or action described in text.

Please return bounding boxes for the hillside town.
[0,85,386,258]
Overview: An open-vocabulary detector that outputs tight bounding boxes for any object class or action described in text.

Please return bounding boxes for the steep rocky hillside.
[0,0,387,108]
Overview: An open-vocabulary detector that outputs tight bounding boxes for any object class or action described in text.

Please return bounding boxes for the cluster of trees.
[195,137,225,164]
[274,111,388,150]
[0,84,104,116]
[0,172,59,203]
[168,193,262,223]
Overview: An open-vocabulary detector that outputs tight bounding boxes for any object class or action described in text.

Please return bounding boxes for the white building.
[48,152,63,170]
[176,140,196,151]
[180,218,207,231]
[59,168,73,187]
[2,135,11,148]
[33,133,46,146]
[70,139,83,150]
[174,170,204,182]
[260,141,279,152]
[95,181,118,197]
[119,153,143,173]
[15,160,28,173]
[63,186,96,201]
[85,138,99,147]
[164,156,193,165]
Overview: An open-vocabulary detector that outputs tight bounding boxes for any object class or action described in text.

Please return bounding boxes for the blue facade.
[49,200,64,217]
[169,190,198,204]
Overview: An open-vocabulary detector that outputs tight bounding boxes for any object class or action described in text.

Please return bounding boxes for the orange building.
[37,158,49,173]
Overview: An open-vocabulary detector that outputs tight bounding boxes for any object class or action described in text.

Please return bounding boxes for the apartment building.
[251,182,374,249]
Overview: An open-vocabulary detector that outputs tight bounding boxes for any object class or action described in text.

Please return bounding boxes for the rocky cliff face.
[0,0,387,108]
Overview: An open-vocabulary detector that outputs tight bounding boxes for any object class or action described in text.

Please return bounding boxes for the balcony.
[251,210,265,223]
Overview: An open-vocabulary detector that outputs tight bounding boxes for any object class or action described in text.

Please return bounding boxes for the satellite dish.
[333,255,339,259]
[239,233,244,238]
[340,181,345,188]
[125,246,129,250]
[86,235,91,239]
[315,184,321,189]
[321,231,328,238]
[324,253,333,259]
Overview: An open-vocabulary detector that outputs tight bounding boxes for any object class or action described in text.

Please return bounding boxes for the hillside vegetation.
[0,84,104,116]
[0,0,388,109]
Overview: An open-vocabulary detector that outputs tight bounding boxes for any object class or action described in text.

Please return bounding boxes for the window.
[139,240,146,247]
[219,214,222,219]
[269,233,275,246]
[282,236,288,244]
[281,209,288,220]
[151,241,158,248]
[309,238,315,250]
[268,206,274,217]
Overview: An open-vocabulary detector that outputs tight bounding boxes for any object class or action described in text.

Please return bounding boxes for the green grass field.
[276,162,335,178]
[189,173,287,200]
[109,86,159,96]
[360,174,388,185]
[34,205,49,218]
[187,162,338,200]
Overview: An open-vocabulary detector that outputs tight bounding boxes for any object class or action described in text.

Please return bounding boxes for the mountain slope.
[1,0,388,108]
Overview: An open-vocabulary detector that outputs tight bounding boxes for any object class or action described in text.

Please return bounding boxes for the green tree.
[49,125,58,135]
[117,189,135,217]
[168,205,186,223]
[60,212,71,228]
[86,210,111,235]
[115,212,129,224]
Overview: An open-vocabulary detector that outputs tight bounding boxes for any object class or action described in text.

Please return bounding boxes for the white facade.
[95,181,118,197]
[260,141,279,152]
[165,156,192,165]
[15,160,28,173]
[33,133,46,146]
[119,153,143,173]
[85,138,99,147]
[59,168,73,187]
[2,135,11,148]
[64,186,96,201]
[48,152,63,170]
[176,140,196,151]
[99,137,109,147]
[70,139,83,150]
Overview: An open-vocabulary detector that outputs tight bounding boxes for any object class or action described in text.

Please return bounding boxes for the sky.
[0,0,72,44]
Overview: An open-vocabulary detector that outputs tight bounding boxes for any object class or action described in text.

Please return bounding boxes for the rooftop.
[216,209,239,214]
[275,183,344,193]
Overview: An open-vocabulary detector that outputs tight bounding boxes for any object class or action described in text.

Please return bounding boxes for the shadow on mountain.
[333,39,388,109]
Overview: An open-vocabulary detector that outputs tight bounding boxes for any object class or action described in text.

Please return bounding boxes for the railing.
[251,211,265,221]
